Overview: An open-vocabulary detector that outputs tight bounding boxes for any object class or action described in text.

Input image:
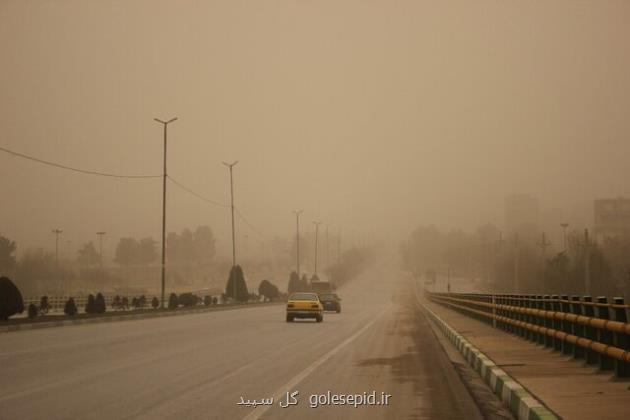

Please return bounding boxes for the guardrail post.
[519,295,527,338]
[612,297,630,378]
[582,296,598,365]
[560,295,573,355]
[536,295,545,345]
[492,294,497,328]
[516,295,528,339]
[551,295,562,352]
[527,295,537,343]
[543,295,553,348]
[595,296,614,371]
[503,295,514,333]
[501,294,508,332]
[570,295,585,360]
[522,295,531,341]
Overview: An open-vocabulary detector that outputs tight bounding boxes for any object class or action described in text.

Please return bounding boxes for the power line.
[0,145,161,178]
[235,207,266,239]
[167,175,230,208]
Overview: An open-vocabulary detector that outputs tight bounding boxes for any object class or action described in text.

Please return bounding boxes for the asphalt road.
[0,266,485,420]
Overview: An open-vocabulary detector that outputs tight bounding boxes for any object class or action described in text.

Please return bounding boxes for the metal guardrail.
[425,291,630,379]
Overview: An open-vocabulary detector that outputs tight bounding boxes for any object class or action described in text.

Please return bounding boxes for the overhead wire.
[166,175,230,208]
[0,145,161,179]
[235,207,267,240]
[2,144,268,238]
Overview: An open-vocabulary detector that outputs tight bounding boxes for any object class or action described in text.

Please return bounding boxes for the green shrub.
[28,303,38,319]
[258,280,280,301]
[95,293,106,313]
[39,296,50,314]
[168,293,178,309]
[225,265,249,302]
[64,298,77,316]
[0,276,24,320]
[85,294,96,314]
[179,293,198,307]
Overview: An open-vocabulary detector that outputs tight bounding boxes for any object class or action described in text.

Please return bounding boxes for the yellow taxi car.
[286,292,324,322]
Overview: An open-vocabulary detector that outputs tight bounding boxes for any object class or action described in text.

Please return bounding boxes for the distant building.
[504,194,539,235]
[594,197,630,240]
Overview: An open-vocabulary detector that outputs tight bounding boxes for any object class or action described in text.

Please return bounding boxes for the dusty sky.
[1,0,630,258]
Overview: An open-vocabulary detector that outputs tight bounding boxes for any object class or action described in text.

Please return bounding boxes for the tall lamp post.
[313,221,322,275]
[96,231,106,268]
[52,229,63,265]
[154,117,178,308]
[293,210,303,276]
[222,161,239,268]
[560,223,569,252]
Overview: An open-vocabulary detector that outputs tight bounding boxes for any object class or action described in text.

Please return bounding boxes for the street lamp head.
[154,117,178,125]
[222,161,239,168]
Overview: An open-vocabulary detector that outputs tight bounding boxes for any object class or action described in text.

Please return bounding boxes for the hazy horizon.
[2,0,630,258]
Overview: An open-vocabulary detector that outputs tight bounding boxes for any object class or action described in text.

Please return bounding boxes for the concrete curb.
[0,302,284,334]
[420,302,559,420]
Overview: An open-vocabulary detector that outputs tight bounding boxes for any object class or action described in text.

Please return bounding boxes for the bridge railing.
[425,291,630,379]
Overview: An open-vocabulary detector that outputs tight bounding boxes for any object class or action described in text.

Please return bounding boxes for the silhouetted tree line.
[325,247,375,289]
[401,224,630,297]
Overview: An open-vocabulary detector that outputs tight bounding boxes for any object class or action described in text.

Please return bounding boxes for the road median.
[0,301,284,334]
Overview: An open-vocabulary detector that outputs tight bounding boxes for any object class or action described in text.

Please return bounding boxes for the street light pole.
[313,221,322,275]
[52,229,63,265]
[560,223,569,252]
[580,229,594,295]
[154,117,178,309]
[222,161,239,268]
[96,232,106,268]
[293,210,303,276]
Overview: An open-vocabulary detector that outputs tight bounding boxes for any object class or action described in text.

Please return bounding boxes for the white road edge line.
[241,310,385,420]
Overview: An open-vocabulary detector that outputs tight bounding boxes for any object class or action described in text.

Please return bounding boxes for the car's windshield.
[289,293,318,301]
[319,294,335,300]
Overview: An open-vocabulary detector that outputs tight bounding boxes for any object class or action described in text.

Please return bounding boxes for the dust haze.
[2,0,630,259]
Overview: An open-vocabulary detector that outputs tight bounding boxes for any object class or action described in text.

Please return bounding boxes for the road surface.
[0,266,489,419]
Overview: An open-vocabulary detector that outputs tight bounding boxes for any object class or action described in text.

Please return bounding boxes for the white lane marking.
[241,310,385,420]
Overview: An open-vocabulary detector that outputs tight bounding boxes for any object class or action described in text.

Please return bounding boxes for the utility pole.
[243,234,249,262]
[560,223,569,253]
[493,231,504,288]
[313,221,322,275]
[537,232,551,261]
[513,233,520,293]
[52,229,63,265]
[293,210,303,276]
[579,229,594,295]
[223,161,239,268]
[96,231,106,268]
[154,116,178,309]
[222,160,239,301]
